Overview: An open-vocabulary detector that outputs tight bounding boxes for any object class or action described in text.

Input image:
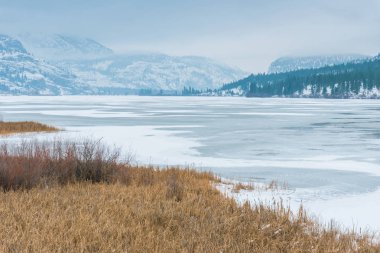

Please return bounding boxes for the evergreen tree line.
[182,86,216,96]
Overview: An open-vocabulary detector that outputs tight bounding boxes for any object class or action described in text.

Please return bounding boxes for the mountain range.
[57,54,246,93]
[1,33,379,98]
[0,34,247,95]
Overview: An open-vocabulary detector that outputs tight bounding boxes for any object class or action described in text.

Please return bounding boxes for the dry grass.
[232,181,255,193]
[0,140,379,252]
[230,179,288,193]
[0,121,58,136]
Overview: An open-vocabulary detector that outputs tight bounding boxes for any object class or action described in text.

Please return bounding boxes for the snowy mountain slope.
[58,54,247,91]
[15,34,247,92]
[0,33,246,94]
[268,54,369,74]
[0,34,81,95]
[16,33,113,61]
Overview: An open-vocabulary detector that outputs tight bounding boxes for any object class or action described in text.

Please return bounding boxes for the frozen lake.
[1,96,380,232]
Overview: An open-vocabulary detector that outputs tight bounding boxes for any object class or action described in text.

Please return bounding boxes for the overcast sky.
[0,0,379,72]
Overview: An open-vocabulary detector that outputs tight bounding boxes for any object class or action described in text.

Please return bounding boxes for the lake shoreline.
[0,137,379,251]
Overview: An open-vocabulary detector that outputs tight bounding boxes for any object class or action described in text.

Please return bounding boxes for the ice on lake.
[1,96,380,232]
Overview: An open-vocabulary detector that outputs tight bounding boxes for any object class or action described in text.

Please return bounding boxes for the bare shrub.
[0,139,122,191]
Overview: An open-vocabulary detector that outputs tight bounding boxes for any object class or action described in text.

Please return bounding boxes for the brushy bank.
[0,121,58,136]
[0,139,379,252]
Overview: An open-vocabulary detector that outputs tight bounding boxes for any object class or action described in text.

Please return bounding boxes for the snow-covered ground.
[217,181,380,234]
[1,96,380,233]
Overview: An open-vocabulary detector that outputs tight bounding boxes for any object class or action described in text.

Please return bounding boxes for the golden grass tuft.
[232,181,255,193]
[0,140,379,252]
[0,121,59,136]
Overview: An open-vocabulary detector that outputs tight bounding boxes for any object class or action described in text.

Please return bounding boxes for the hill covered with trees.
[220,55,380,98]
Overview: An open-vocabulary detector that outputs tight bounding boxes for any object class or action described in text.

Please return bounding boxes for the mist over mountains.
[16,33,114,61]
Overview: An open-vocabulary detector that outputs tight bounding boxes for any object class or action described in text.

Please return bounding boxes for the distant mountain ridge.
[0,33,247,95]
[268,54,369,74]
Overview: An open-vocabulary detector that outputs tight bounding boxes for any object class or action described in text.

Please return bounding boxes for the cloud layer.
[1,0,379,72]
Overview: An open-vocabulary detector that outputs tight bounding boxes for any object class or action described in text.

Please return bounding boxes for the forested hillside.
[221,56,380,98]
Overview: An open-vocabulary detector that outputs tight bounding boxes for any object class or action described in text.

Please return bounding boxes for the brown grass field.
[0,138,379,252]
[0,121,58,136]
